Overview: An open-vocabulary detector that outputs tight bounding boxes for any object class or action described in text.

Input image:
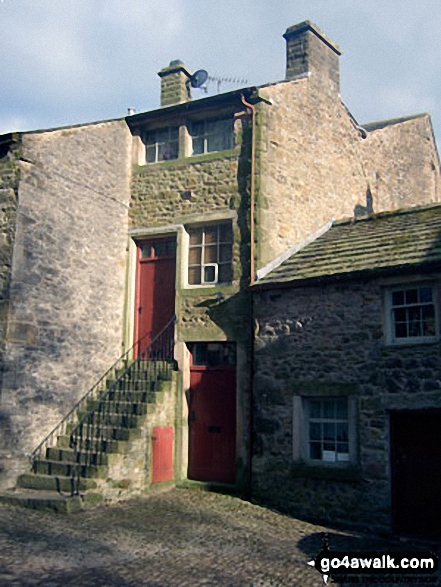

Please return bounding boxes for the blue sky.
[1,0,441,146]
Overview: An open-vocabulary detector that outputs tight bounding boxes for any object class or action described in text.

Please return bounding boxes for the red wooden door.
[135,239,176,351]
[188,343,236,484]
[152,426,174,483]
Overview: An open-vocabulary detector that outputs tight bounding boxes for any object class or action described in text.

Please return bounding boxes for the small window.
[187,223,233,285]
[386,284,438,344]
[188,342,236,367]
[139,239,176,259]
[304,397,350,463]
[143,126,179,163]
[190,118,234,155]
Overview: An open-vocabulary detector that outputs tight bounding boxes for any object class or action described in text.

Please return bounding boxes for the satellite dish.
[189,69,208,89]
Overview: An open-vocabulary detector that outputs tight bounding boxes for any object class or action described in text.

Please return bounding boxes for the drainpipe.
[240,94,257,502]
[240,94,256,285]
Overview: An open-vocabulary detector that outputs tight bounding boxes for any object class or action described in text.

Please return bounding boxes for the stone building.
[0,20,439,531]
[252,204,441,541]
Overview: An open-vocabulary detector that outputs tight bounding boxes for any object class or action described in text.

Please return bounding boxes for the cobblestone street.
[0,488,438,587]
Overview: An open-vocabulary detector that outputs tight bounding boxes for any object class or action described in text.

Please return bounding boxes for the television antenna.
[208,75,248,94]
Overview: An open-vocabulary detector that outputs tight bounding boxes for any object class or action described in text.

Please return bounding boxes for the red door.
[188,343,236,484]
[152,426,174,483]
[135,239,176,351]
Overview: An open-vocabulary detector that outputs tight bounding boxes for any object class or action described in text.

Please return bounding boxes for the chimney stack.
[158,60,192,107]
[283,21,341,93]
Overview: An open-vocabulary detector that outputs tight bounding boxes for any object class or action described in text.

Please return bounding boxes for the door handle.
[189,410,196,422]
[138,306,143,314]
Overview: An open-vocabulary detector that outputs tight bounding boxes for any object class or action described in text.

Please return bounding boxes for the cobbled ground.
[0,488,438,587]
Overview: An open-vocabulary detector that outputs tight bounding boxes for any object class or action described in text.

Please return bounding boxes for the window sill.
[290,461,362,482]
[133,148,239,172]
[385,337,440,348]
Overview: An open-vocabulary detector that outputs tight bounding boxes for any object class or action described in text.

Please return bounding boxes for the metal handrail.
[30,316,176,470]
[69,316,176,495]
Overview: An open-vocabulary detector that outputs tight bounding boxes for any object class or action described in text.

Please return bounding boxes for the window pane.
[158,141,178,161]
[405,288,418,305]
[408,307,421,337]
[189,229,202,245]
[204,227,218,244]
[218,264,232,283]
[419,287,433,303]
[146,145,156,163]
[323,422,335,441]
[204,265,217,283]
[188,267,201,285]
[309,422,321,441]
[192,137,204,155]
[395,321,407,338]
[204,245,218,263]
[188,247,201,265]
[335,399,348,419]
[323,400,335,420]
[309,442,321,460]
[336,422,348,442]
[422,305,436,336]
[219,223,233,242]
[144,131,156,145]
[308,399,321,419]
[219,244,232,263]
[140,244,153,259]
[392,290,404,306]
[207,132,226,153]
[190,121,204,137]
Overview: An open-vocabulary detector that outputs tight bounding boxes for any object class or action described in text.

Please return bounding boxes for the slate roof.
[255,204,441,288]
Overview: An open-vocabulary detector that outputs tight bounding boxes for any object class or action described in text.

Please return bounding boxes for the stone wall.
[0,120,132,488]
[0,139,20,359]
[252,275,441,531]
[256,81,441,271]
[362,115,441,211]
[130,152,243,229]
[256,79,368,269]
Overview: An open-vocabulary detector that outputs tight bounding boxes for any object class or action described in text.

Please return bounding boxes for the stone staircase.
[0,319,177,513]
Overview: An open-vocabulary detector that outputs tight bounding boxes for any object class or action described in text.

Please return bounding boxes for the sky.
[1,0,441,146]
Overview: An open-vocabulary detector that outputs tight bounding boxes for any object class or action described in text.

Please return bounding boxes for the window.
[190,118,234,155]
[187,223,233,285]
[188,342,236,367]
[304,398,350,463]
[386,284,438,344]
[139,239,176,259]
[143,126,179,163]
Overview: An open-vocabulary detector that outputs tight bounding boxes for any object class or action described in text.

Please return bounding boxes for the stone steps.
[0,488,83,513]
[0,360,176,512]
[17,473,97,492]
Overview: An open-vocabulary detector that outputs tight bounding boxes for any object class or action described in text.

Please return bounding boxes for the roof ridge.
[333,202,441,227]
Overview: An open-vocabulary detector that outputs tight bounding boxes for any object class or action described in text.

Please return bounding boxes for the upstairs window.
[190,118,234,155]
[143,126,179,163]
[187,223,233,285]
[386,284,438,344]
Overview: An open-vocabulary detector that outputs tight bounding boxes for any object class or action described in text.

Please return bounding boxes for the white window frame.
[385,282,439,345]
[293,395,357,466]
[186,223,233,287]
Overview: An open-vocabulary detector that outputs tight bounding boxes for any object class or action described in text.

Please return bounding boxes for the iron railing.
[69,316,176,495]
[30,316,176,495]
